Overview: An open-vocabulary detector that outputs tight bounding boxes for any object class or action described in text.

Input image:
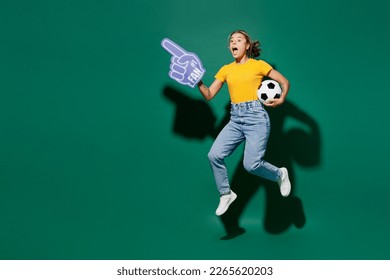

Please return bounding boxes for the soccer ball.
[257,79,282,103]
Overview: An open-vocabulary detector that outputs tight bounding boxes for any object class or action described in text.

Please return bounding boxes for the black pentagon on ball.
[267,82,276,89]
[261,93,268,100]
[275,94,281,99]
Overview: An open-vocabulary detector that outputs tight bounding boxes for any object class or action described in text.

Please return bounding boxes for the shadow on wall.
[163,85,321,240]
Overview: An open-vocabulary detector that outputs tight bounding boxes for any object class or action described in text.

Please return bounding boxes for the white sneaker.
[215,191,237,216]
[278,167,291,197]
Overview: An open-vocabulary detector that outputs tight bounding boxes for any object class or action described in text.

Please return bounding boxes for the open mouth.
[232,47,238,52]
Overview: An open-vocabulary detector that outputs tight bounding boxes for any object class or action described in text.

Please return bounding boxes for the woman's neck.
[235,56,249,64]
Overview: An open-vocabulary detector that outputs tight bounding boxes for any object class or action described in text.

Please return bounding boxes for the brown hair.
[228,30,262,58]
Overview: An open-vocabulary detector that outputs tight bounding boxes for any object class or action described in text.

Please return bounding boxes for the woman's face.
[229,32,250,60]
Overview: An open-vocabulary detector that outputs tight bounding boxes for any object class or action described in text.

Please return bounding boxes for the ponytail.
[248,40,261,58]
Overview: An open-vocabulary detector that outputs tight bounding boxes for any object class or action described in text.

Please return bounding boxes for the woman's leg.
[242,106,281,182]
[208,120,244,195]
[241,103,291,196]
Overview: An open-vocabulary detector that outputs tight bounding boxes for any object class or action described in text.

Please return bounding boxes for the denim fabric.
[208,100,281,195]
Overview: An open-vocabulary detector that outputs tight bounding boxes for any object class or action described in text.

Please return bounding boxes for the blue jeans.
[208,100,281,195]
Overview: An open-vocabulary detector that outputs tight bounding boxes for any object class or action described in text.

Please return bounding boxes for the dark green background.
[1,0,389,259]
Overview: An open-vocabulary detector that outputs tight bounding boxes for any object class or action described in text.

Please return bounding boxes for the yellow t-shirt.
[215,59,273,104]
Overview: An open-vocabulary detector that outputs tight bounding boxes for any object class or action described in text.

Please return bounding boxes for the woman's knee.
[208,149,223,163]
[243,158,262,173]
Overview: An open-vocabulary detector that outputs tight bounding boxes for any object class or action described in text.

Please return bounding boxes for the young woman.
[197,30,291,216]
